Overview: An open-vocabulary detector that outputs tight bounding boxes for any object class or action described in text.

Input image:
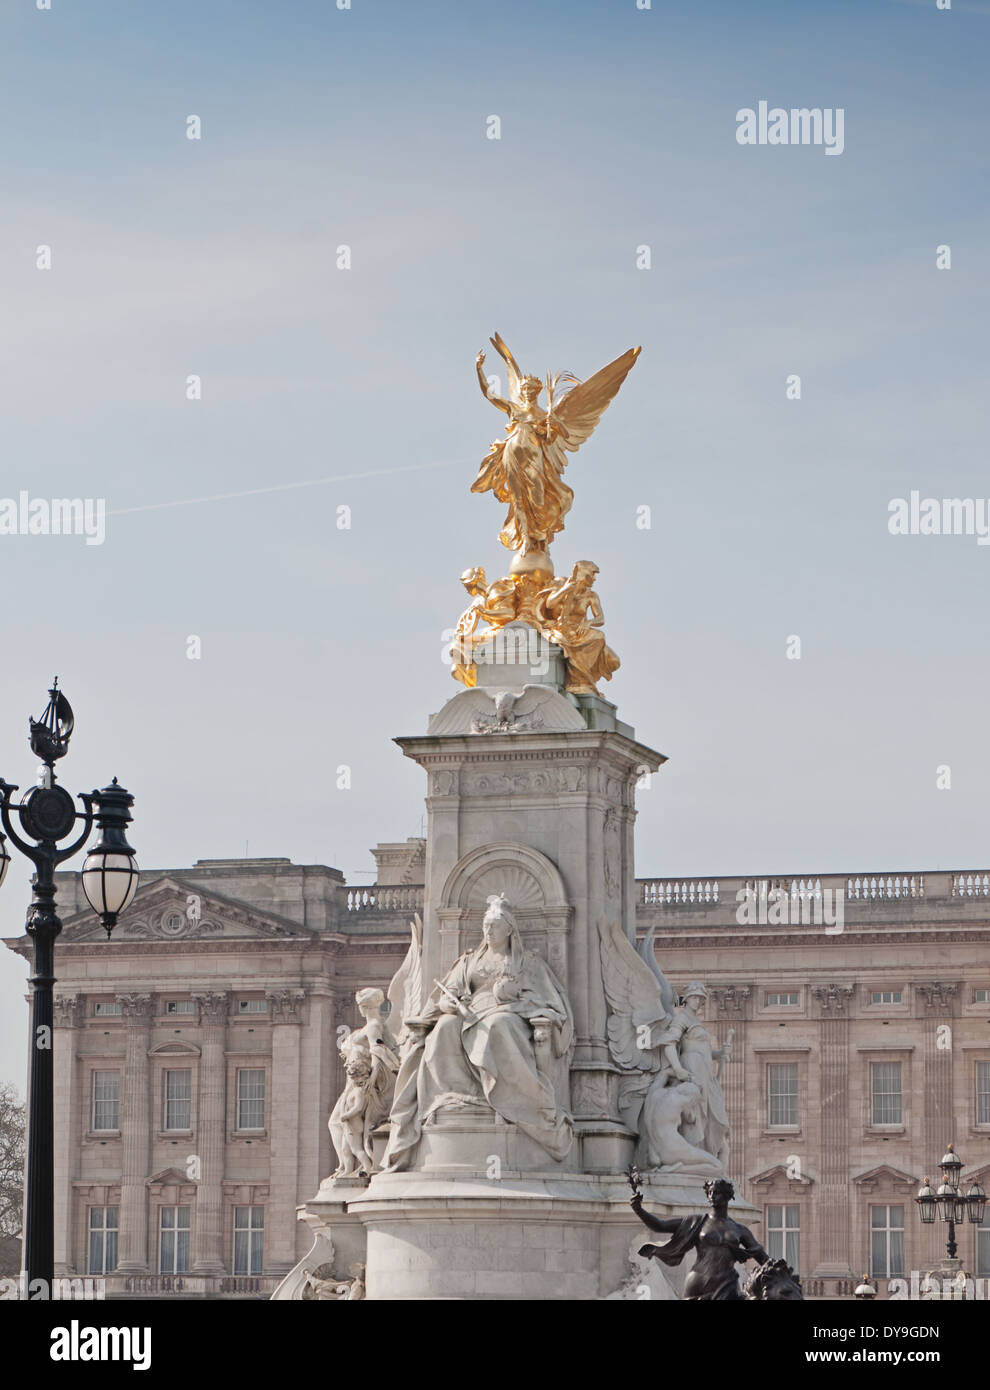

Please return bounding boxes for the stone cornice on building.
[3,932,410,966]
[639,926,990,948]
[10,864,990,951]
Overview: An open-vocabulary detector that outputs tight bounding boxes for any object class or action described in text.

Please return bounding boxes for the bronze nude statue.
[629,1170,803,1301]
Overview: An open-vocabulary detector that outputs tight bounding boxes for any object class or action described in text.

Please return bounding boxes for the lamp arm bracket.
[53,794,95,865]
[0,784,40,863]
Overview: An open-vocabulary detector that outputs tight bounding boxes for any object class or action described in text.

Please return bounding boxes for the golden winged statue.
[473,333,640,557]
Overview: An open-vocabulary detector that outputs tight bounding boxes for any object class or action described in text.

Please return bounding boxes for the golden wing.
[490,331,525,405]
[551,345,641,452]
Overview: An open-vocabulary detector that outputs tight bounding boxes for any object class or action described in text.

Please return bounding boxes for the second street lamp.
[915,1143,985,1271]
[0,680,138,1296]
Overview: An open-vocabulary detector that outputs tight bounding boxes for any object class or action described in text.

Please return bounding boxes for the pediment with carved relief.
[146,1168,192,1188]
[749,1163,814,1189]
[852,1164,919,1193]
[59,876,304,943]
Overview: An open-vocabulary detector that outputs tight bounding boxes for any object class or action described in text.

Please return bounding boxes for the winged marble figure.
[386,911,423,1052]
[598,918,676,1137]
[599,919,730,1174]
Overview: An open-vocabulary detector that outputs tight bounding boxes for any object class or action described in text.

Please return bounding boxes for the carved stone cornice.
[115,993,154,1021]
[53,995,82,1028]
[709,985,752,1019]
[266,988,306,1022]
[916,981,958,1013]
[192,991,230,1024]
[811,983,854,1016]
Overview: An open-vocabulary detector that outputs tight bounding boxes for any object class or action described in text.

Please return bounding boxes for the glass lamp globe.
[916,1177,937,1225]
[82,849,139,933]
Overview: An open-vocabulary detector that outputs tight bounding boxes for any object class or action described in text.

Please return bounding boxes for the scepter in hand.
[433,977,476,1022]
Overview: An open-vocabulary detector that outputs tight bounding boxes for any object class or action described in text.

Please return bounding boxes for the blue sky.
[2,0,989,1082]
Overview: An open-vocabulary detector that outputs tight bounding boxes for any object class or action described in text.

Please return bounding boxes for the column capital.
[709,984,752,1018]
[53,995,82,1028]
[916,981,959,1013]
[115,993,154,1022]
[266,988,306,1022]
[192,991,230,1023]
[811,983,854,1016]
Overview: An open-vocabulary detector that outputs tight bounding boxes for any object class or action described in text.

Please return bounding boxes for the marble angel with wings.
[473,333,640,556]
[599,920,730,1175]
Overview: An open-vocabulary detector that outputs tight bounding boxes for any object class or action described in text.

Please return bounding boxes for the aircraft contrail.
[109,458,462,517]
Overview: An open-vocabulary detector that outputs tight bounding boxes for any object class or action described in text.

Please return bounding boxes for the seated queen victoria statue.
[382,894,574,1170]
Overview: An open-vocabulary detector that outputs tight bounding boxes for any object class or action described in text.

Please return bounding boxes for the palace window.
[91,1071,120,1131]
[237,999,268,1014]
[233,1206,264,1275]
[766,1204,800,1270]
[976,1061,990,1127]
[93,1001,122,1017]
[158,1206,190,1275]
[870,1061,902,1126]
[163,1069,192,1131]
[164,1000,195,1016]
[975,988,990,1004]
[978,1213,990,1278]
[870,990,902,1006]
[870,1204,905,1278]
[87,1207,118,1275]
[236,1069,265,1130]
[766,992,799,1007]
[767,1062,799,1127]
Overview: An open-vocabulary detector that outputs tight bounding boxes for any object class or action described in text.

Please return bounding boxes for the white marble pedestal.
[272,1166,761,1300]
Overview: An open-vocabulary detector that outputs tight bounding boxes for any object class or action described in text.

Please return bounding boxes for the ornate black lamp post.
[0,680,138,1295]
[915,1144,986,1269]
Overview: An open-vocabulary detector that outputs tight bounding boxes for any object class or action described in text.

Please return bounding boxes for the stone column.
[265,989,305,1273]
[191,991,229,1274]
[810,983,854,1279]
[917,981,959,1273]
[709,985,752,1186]
[114,993,153,1274]
[52,995,82,1275]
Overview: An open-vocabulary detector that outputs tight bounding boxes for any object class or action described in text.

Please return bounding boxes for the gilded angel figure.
[473,333,640,556]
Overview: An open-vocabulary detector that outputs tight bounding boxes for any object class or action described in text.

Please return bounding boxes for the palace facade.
[6,846,990,1299]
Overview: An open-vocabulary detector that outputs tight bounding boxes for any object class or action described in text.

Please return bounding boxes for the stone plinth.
[397,688,666,1145]
[274,1169,759,1300]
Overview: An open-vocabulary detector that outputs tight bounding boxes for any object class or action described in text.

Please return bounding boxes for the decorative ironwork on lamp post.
[0,680,138,1295]
[915,1144,986,1268]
